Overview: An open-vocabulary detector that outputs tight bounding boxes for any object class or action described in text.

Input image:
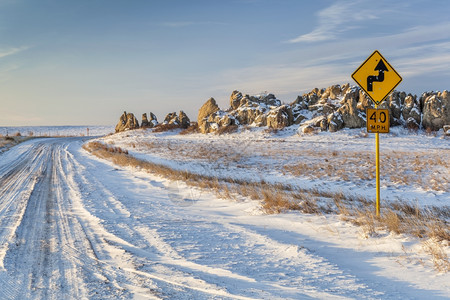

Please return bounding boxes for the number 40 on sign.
[366,108,389,133]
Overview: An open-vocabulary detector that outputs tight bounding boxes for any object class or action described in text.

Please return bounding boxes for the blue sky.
[1,0,450,126]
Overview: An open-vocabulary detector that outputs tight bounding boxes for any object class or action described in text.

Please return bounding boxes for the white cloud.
[210,20,450,101]
[286,21,450,69]
[395,51,450,77]
[287,0,382,43]
[0,46,27,58]
[213,63,349,102]
[0,47,26,82]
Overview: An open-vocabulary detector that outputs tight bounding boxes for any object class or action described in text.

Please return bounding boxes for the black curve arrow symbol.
[367,59,388,92]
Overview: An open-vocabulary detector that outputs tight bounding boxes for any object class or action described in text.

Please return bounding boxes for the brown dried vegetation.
[83,140,449,272]
[179,122,199,135]
[152,123,183,133]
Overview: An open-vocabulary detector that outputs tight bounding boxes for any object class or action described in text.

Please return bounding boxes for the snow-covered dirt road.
[0,137,448,299]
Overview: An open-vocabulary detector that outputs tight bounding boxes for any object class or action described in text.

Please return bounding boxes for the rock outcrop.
[115,111,140,133]
[164,112,178,125]
[163,111,191,129]
[290,96,309,124]
[179,111,191,128]
[232,94,267,126]
[141,112,159,129]
[320,84,341,100]
[266,105,292,129]
[199,85,371,134]
[198,92,288,133]
[444,125,450,136]
[378,91,405,126]
[149,112,158,127]
[421,91,450,131]
[115,84,450,135]
[204,110,238,133]
[141,113,150,128]
[402,95,421,130]
[336,87,365,128]
[327,111,344,132]
[230,90,243,110]
[198,98,221,133]
[293,84,449,133]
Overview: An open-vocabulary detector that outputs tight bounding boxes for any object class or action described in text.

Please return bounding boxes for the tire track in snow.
[61,140,164,298]
[1,137,443,299]
[1,144,56,299]
[0,139,153,299]
[65,141,250,299]
[78,138,442,299]
[69,144,371,299]
[0,144,49,298]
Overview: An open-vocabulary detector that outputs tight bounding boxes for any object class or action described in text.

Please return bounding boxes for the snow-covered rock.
[198,97,220,133]
[421,91,450,131]
[115,111,140,133]
[266,105,292,129]
[402,95,421,128]
[162,111,190,129]
[116,84,450,135]
[337,87,366,128]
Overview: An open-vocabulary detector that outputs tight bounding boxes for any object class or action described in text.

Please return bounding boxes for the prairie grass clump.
[355,208,377,237]
[179,122,199,135]
[382,209,402,234]
[422,240,450,272]
[153,123,182,133]
[261,188,301,214]
[83,140,449,271]
[292,192,320,214]
[83,141,128,155]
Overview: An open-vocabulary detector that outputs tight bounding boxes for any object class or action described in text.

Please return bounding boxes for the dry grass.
[86,141,129,155]
[262,189,294,214]
[0,136,34,148]
[179,122,199,135]
[113,133,448,194]
[284,150,448,192]
[382,210,402,234]
[0,137,15,148]
[125,138,246,163]
[422,240,450,272]
[152,123,182,133]
[83,140,450,272]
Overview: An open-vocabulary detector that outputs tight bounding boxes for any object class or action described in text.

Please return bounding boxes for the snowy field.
[0,125,114,137]
[0,126,448,299]
[103,126,449,208]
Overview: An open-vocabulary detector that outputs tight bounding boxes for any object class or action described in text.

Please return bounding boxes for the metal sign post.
[352,50,402,217]
[375,105,381,216]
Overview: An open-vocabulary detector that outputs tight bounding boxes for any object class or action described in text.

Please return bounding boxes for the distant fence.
[0,126,114,137]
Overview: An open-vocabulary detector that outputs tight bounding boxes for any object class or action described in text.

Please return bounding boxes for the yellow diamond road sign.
[352,50,402,106]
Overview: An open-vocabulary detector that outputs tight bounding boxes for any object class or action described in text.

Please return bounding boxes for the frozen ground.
[0,127,448,299]
[103,126,449,208]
